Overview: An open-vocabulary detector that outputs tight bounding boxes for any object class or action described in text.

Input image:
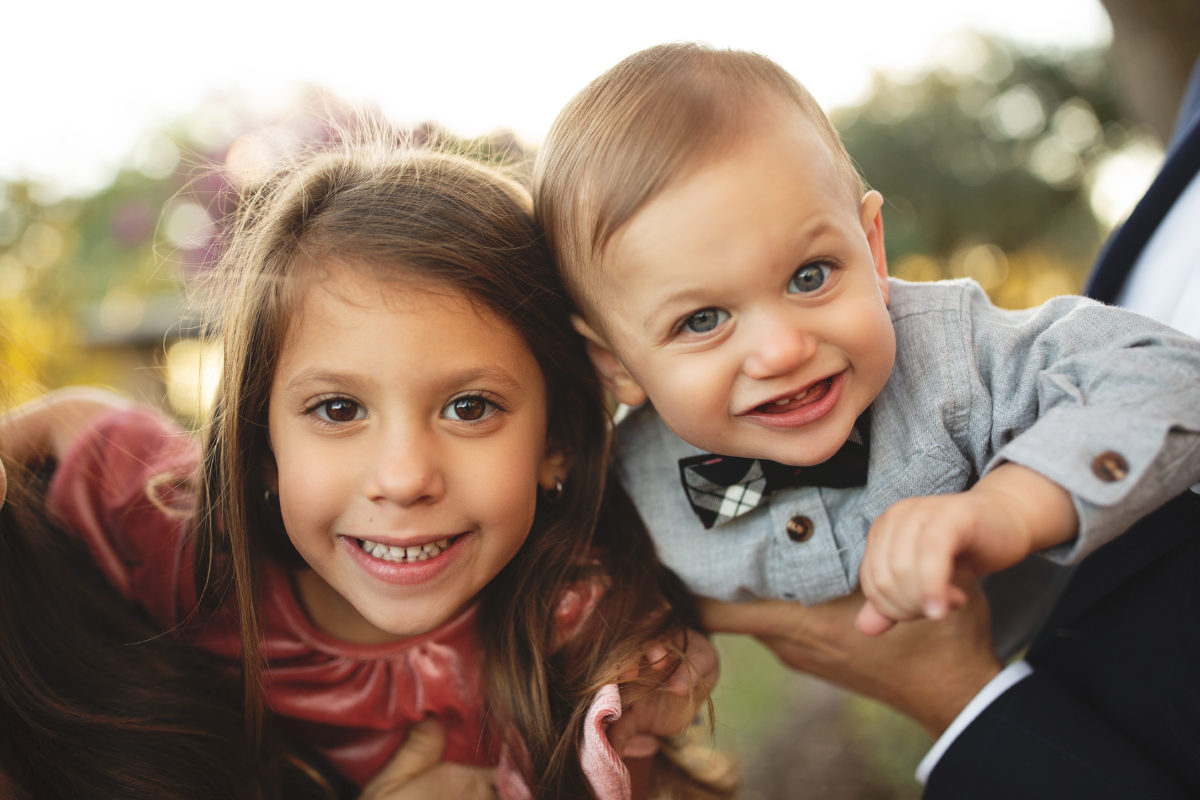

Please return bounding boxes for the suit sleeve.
[924,670,1192,799]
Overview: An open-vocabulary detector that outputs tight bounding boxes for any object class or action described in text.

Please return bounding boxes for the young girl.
[4,141,729,798]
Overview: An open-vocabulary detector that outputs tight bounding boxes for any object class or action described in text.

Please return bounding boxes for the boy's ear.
[860,190,890,306]
[570,314,648,408]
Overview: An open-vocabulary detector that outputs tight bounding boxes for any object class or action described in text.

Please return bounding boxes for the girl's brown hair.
[195,133,726,796]
[534,41,865,325]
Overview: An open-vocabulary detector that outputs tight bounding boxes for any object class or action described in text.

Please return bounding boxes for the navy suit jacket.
[926,60,1200,799]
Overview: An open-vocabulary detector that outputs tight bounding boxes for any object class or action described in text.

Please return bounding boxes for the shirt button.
[1091,451,1129,482]
[786,515,814,542]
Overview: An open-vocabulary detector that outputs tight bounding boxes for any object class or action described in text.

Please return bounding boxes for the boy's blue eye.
[316,398,364,423]
[683,308,729,334]
[789,263,832,293]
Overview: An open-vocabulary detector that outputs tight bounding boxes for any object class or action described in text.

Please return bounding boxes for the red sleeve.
[45,404,201,628]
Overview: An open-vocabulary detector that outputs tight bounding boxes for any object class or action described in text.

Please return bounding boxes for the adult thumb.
[365,718,447,792]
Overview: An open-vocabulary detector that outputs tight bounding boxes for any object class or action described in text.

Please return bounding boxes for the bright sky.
[7,0,1112,196]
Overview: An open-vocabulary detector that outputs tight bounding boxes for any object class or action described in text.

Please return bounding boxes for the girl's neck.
[291,569,404,645]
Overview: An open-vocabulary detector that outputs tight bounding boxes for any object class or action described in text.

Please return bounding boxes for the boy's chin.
[755,431,856,467]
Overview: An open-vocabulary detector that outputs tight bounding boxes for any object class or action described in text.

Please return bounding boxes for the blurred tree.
[834,34,1135,307]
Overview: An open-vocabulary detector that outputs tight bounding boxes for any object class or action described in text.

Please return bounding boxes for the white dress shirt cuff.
[915,660,1034,784]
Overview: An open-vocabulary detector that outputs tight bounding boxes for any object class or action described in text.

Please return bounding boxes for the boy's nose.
[366,431,445,506]
[742,313,818,380]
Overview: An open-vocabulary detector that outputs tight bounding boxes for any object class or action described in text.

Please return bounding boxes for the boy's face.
[579,106,895,466]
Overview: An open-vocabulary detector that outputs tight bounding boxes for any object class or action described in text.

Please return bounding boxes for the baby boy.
[533,42,1200,644]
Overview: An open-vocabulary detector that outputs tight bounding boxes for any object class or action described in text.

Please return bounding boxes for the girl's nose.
[366,430,445,506]
[742,310,818,380]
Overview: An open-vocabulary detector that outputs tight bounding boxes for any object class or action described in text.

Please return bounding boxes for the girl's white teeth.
[359,536,454,563]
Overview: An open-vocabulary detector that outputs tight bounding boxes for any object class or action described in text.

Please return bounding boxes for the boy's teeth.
[359,535,455,563]
[758,379,833,412]
[773,380,829,406]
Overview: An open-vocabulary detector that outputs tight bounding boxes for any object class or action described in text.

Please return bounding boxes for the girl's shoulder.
[45,402,201,617]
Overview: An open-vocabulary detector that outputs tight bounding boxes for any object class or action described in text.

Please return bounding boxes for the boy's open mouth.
[754,378,833,414]
[357,535,458,563]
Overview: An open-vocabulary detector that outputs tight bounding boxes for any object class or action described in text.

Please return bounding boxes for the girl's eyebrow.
[443,366,526,393]
[280,369,367,393]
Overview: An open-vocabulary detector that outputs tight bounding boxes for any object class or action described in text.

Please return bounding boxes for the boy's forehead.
[617,103,858,236]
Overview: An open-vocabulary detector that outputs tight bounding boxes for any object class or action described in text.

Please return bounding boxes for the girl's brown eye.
[322,399,360,422]
[450,397,486,421]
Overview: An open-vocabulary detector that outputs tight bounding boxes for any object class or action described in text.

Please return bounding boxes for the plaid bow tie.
[678,417,869,529]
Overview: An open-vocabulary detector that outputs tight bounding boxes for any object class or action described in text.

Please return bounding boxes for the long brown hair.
[533,41,865,324]
[196,134,722,796]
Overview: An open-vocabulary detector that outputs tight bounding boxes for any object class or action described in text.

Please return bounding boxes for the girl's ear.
[538,446,570,491]
[263,458,279,495]
[570,314,648,408]
[860,190,890,306]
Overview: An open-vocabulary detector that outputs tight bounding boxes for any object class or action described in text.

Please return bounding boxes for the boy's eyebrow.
[641,287,709,333]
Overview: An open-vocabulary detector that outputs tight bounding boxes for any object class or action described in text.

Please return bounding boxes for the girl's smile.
[344,530,469,587]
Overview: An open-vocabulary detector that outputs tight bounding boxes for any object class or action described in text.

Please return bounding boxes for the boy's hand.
[856,462,1078,635]
[608,628,720,758]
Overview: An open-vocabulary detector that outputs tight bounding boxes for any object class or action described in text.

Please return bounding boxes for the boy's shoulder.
[885,276,986,322]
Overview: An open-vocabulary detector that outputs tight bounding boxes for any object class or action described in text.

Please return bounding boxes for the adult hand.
[698,586,1001,738]
[607,628,721,759]
[360,719,496,800]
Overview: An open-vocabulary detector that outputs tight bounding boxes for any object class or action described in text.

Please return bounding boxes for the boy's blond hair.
[534,42,866,326]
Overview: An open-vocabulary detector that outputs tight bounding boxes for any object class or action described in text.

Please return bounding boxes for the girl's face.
[267,261,563,644]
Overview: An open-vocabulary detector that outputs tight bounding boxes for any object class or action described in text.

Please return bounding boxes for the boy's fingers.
[855,599,897,636]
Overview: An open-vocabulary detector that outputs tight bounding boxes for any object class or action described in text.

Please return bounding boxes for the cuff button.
[1091,451,1129,482]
